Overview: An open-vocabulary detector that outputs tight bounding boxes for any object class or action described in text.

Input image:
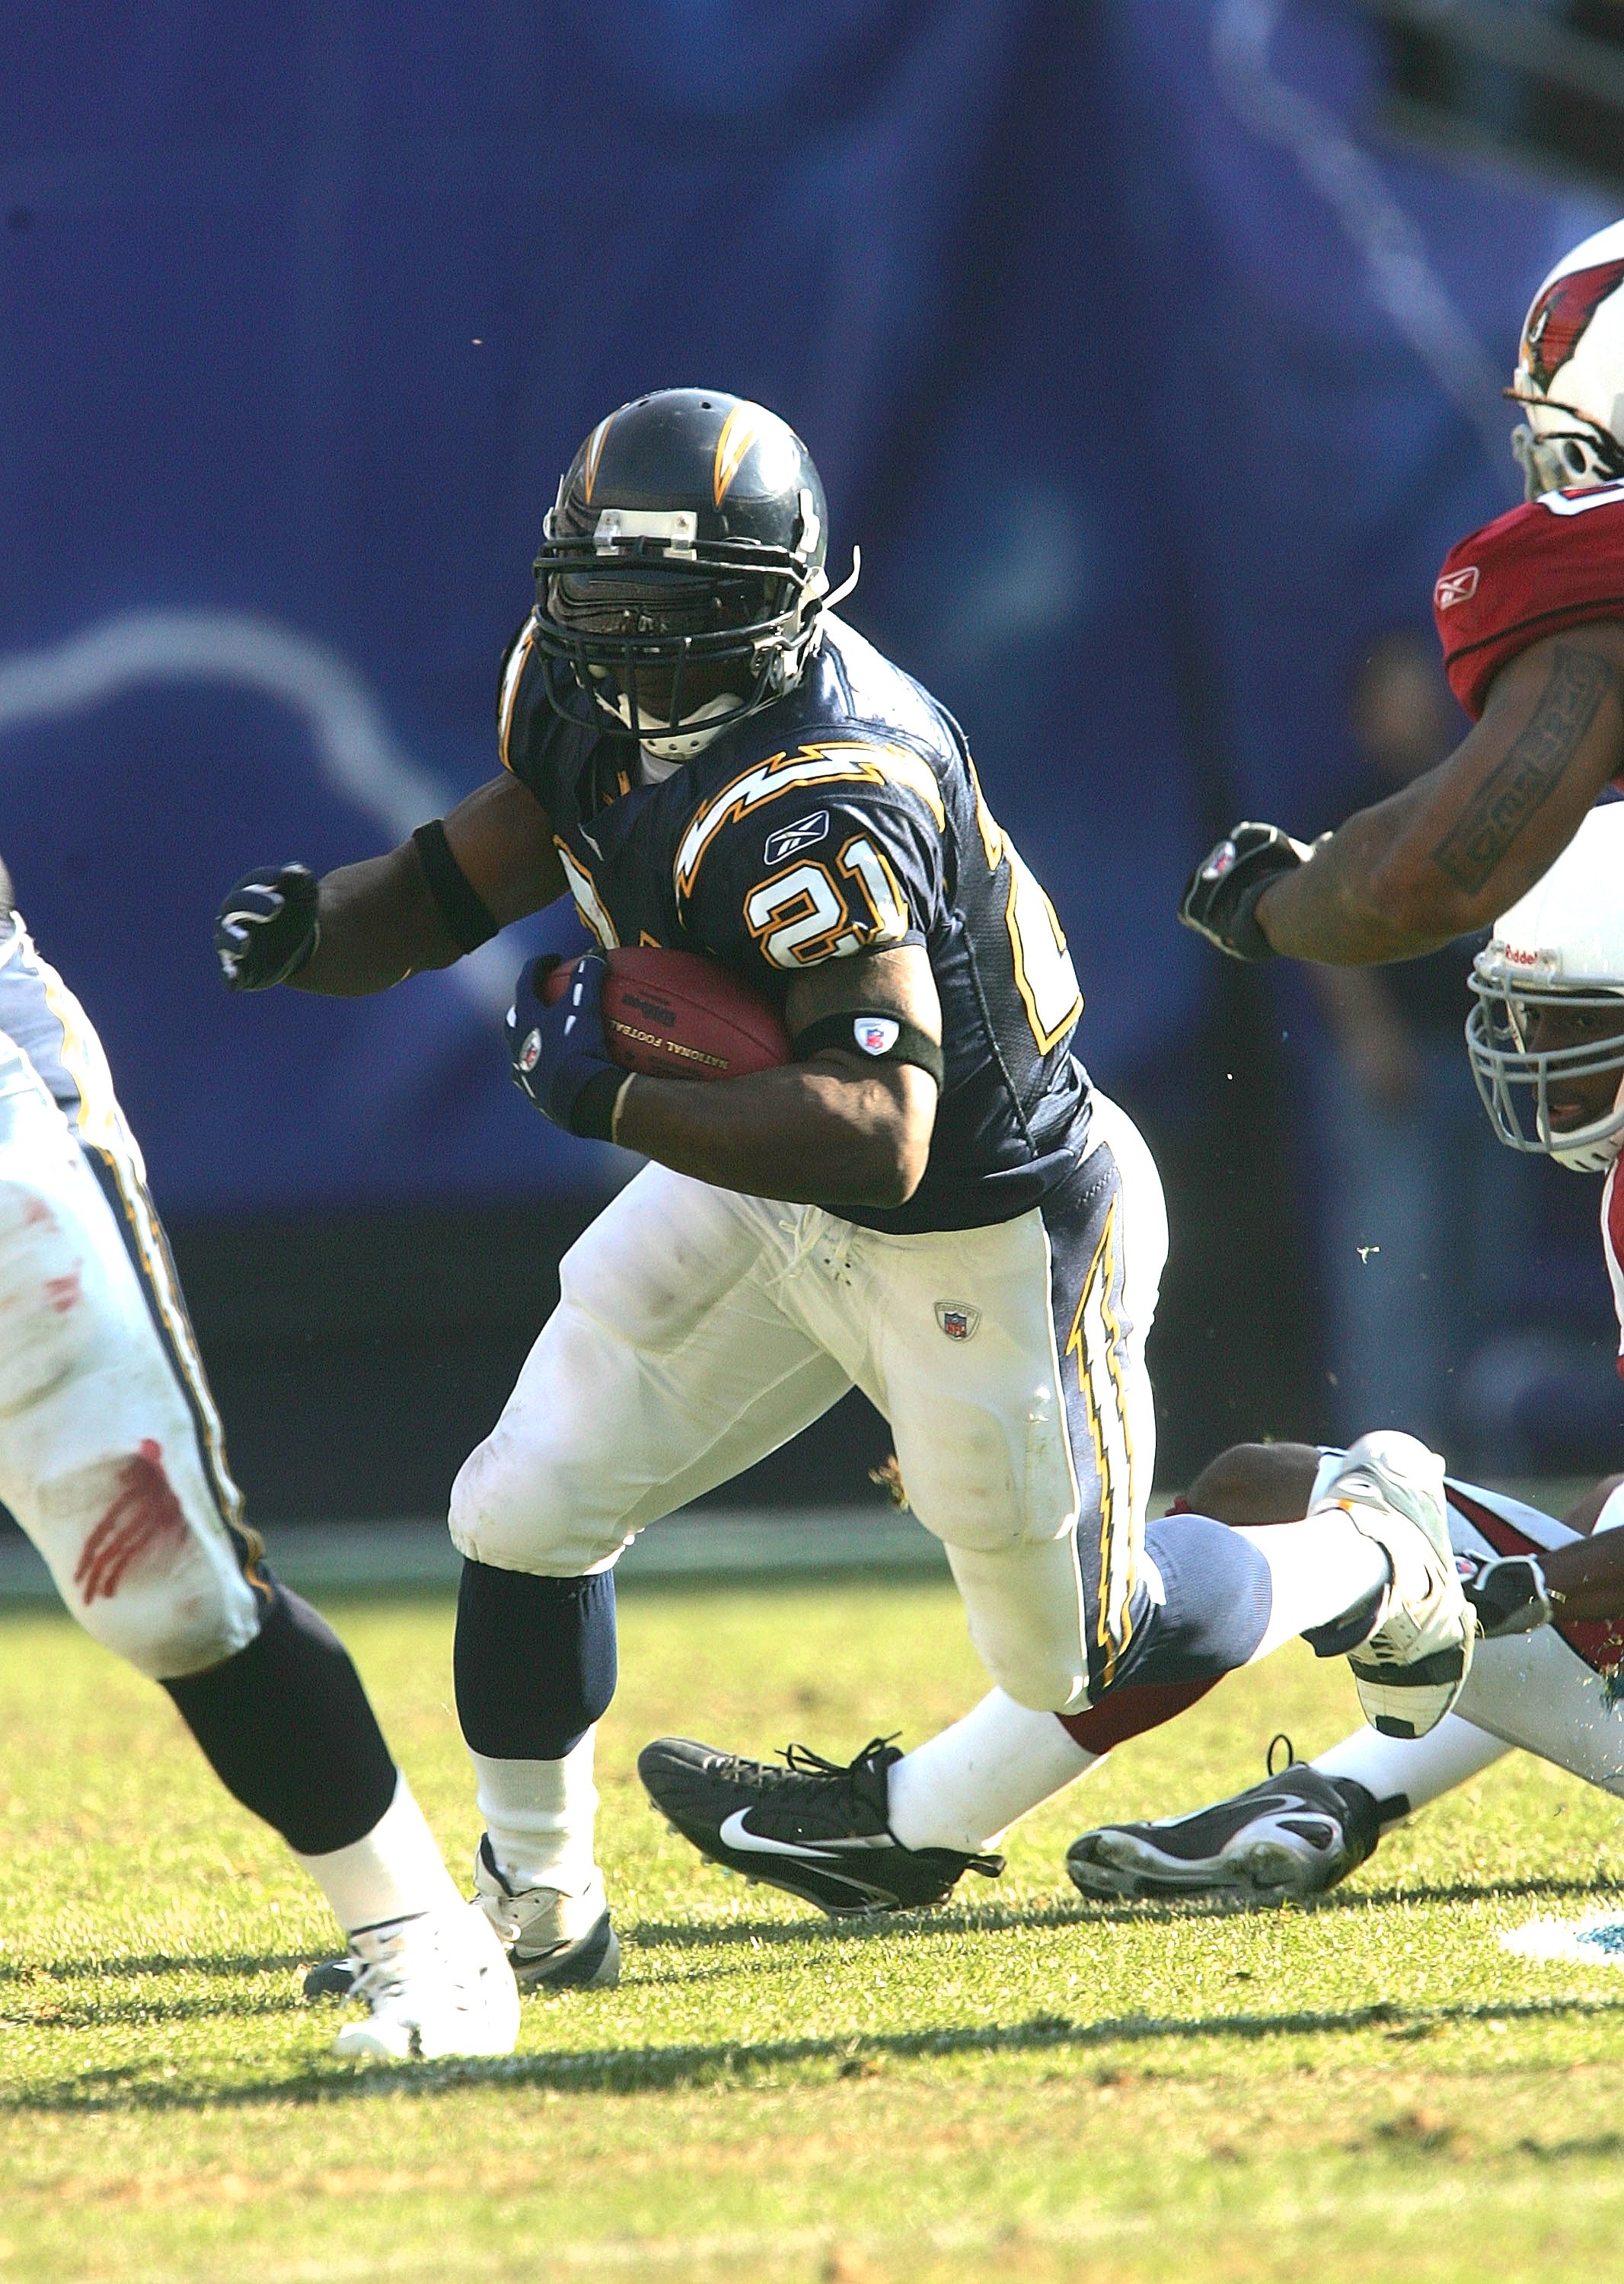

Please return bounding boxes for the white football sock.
[1313,1712,1508,1814]
[886,1689,1099,1855]
[468,1728,599,1896]
[293,1773,463,1935]
[1233,1517,1392,1660]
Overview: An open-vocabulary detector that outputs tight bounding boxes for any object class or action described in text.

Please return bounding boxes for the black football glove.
[215,863,321,990]
[1178,822,1313,962]
[1463,1553,1555,1640]
[506,953,626,1140]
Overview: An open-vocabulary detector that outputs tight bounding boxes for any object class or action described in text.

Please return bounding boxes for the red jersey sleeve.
[1604,1163,1624,1380]
[1434,480,1624,720]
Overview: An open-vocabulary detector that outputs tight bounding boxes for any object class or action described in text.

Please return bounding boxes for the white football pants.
[451,1092,1168,1713]
[0,927,263,1678]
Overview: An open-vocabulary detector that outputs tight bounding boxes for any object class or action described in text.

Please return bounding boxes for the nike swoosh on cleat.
[716,1810,895,1859]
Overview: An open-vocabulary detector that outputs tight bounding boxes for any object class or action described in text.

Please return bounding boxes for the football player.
[1180,218,1624,976]
[1071,803,1624,1903]
[215,389,1471,1957]
[0,865,517,2056]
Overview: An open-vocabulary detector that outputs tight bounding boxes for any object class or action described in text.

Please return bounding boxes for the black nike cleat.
[302,1954,359,2000]
[1066,1764,1383,1906]
[637,1734,1004,1918]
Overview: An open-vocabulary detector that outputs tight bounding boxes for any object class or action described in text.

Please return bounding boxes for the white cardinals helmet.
[1510,219,1624,499]
[1468,803,1624,1172]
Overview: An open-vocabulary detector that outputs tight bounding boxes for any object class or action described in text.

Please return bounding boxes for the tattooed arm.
[1253,627,1624,964]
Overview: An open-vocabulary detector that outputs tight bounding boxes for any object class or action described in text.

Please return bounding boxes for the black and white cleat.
[637,1734,1003,1917]
[471,1836,621,1992]
[1066,1764,1383,1906]
[302,1953,359,2000]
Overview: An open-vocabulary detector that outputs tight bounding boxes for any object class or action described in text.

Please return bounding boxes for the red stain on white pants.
[74,1440,187,1604]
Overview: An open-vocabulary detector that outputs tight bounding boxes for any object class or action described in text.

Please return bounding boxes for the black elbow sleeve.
[411,819,499,953]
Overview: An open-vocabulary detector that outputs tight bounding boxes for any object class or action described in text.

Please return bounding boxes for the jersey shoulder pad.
[673,759,943,982]
[496,612,541,769]
[671,738,946,909]
[1435,484,1624,719]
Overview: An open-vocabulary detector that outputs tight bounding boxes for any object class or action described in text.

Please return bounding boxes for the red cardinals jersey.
[1604,1160,1624,1379]
[1433,479,1624,720]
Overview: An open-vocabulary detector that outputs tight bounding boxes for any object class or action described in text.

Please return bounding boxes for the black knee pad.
[455,1558,617,1760]
[163,1575,398,1856]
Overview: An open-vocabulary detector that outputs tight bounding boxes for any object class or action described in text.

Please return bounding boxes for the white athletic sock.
[886,1689,1099,1855]
[1313,1712,1508,1813]
[468,1728,599,1896]
[292,1773,463,1935]
[1233,1517,1392,1661]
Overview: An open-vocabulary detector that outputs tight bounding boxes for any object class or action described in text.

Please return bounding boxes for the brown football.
[541,946,790,1081]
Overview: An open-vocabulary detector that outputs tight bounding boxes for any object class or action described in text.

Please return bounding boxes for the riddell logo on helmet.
[1435,566,1479,610]
[1523,257,1624,392]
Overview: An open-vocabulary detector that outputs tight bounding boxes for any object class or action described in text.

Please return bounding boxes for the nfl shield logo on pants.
[934,1300,981,1341]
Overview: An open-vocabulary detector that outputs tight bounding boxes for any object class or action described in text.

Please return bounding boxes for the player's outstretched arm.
[217,774,566,996]
[1250,624,1624,964]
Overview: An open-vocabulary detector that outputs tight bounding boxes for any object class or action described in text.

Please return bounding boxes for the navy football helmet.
[531,388,857,754]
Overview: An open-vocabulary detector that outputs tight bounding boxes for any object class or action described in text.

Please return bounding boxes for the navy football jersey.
[497,614,1090,1233]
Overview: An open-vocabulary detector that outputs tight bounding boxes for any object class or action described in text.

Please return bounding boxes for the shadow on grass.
[0,1954,322,1982]
[627,1871,1624,1949]
[0,1953,324,2030]
[11,1990,1624,2114]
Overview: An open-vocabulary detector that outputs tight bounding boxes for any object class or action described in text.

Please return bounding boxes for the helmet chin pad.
[1552,1127,1624,1174]
[1508,425,1617,509]
[603,684,745,761]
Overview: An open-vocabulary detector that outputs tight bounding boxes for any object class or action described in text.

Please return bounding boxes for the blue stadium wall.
[0,2,1609,1507]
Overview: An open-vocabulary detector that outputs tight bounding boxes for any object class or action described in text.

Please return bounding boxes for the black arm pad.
[791,1010,946,1088]
[411,819,499,954]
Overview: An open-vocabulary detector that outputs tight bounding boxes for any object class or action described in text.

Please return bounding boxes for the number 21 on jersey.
[745,834,911,968]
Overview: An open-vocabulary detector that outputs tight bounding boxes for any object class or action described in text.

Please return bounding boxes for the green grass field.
[4,1571,1624,2283]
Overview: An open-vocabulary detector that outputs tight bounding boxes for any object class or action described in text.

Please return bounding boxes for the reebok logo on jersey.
[853,1017,899,1056]
[1435,566,1480,610]
[935,1301,981,1341]
[763,811,830,866]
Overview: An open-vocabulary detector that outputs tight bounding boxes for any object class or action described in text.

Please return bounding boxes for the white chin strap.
[606,687,744,761]
[1550,1067,1624,1173]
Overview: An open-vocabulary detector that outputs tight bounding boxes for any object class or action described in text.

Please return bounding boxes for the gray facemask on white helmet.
[1508,218,1624,503]
[1467,805,1624,1174]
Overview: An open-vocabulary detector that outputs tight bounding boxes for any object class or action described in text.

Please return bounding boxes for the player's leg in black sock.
[453,1559,617,1759]
[451,1561,621,1985]
[163,1575,398,1856]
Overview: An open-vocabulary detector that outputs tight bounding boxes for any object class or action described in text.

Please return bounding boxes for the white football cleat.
[1313,1431,1475,1739]
[473,1836,621,1991]
[332,1902,521,2061]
